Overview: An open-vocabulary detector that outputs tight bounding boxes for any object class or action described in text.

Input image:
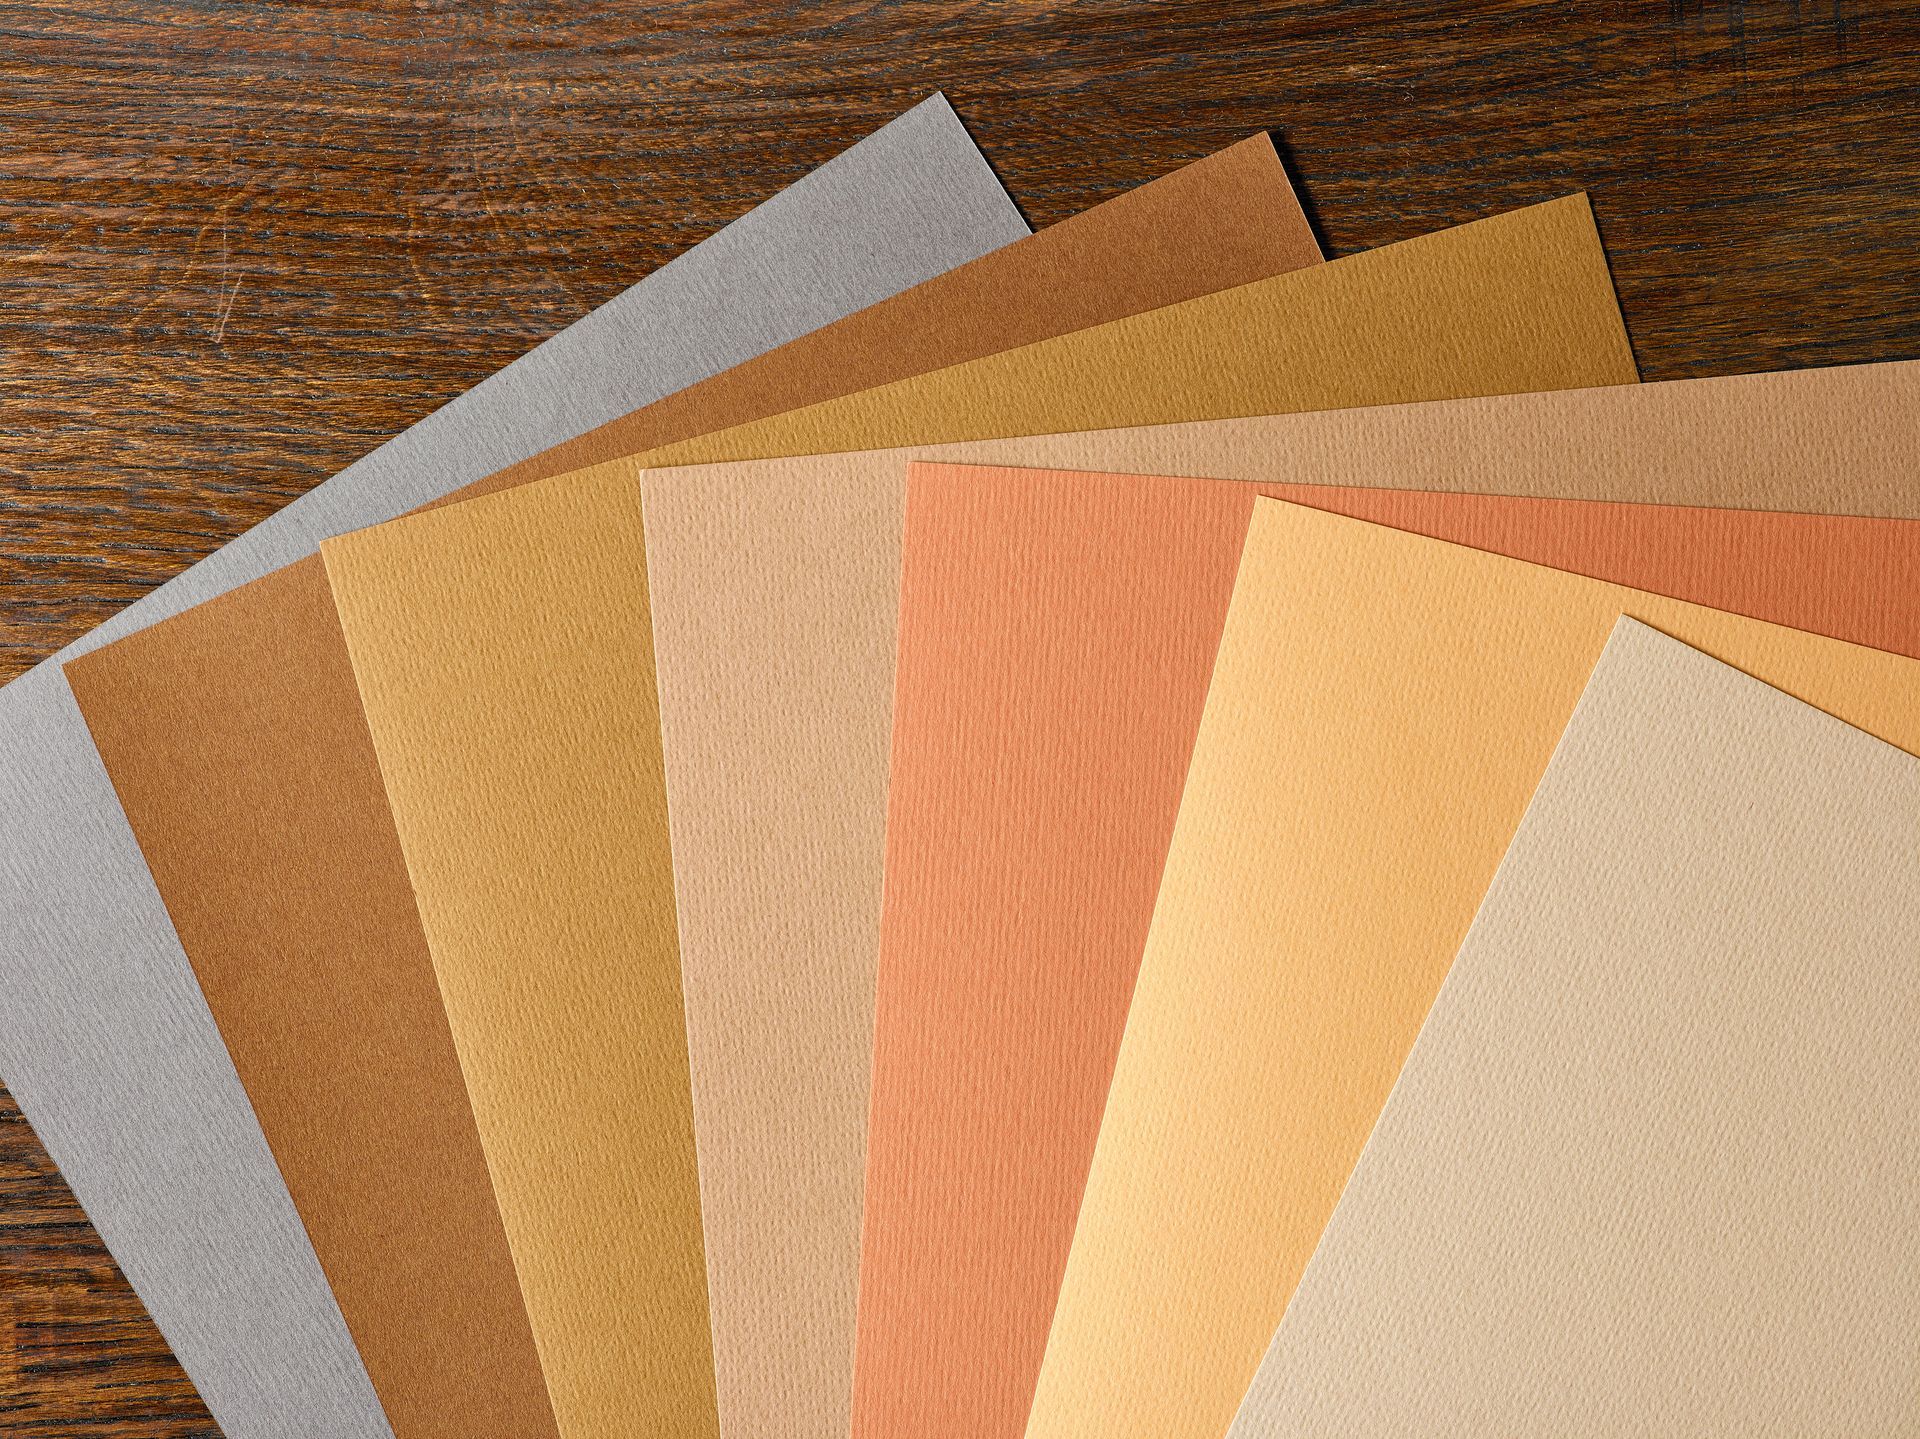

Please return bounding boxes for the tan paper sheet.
[863,456,1920,1439]
[1024,498,1920,1439]
[62,138,1316,1439]
[636,194,1633,1435]
[1230,620,1920,1436]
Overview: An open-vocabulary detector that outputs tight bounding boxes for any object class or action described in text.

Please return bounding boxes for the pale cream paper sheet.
[1230,619,1920,1436]
[1022,498,1920,1439]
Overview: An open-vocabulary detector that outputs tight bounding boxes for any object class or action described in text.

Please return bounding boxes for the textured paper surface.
[869,458,1920,1439]
[63,138,1307,1439]
[322,469,711,1439]
[1025,498,1920,1439]
[1230,620,1920,1436]
[641,195,1631,467]
[638,194,1636,1439]
[0,96,1020,1439]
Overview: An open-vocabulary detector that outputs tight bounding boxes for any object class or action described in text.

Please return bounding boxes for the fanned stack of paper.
[2,90,1911,1439]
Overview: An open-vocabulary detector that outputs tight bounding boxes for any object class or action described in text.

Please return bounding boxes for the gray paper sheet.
[0,94,1024,1439]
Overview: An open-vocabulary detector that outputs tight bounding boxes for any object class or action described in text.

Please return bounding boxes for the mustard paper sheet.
[322,470,709,1439]
[1025,498,1920,1439]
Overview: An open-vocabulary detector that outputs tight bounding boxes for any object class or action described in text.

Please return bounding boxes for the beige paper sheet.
[1023,498,1920,1439]
[1230,619,1920,1436]
[635,196,1634,1434]
[321,470,707,1439]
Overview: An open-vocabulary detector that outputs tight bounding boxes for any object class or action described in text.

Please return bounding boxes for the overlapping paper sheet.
[1023,498,1920,1439]
[1229,620,1920,1436]
[639,195,1633,1434]
[868,457,1920,1439]
[81,192,1626,1438]
[0,95,1025,1439]
[640,358,1918,1434]
[64,136,1311,1439]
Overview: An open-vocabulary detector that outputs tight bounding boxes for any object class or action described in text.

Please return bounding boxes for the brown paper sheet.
[63,138,1314,1439]
[1230,620,1920,1435]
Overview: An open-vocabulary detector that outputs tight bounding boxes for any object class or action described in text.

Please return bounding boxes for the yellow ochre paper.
[1024,498,1920,1439]
[321,469,710,1439]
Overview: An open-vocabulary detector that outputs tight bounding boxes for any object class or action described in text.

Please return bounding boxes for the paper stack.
[3,93,1911,1439]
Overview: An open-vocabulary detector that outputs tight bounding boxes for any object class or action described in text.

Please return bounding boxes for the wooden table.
[2,1,1915,1430]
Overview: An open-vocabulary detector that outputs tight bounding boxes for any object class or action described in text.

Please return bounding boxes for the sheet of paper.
[64,137,1310,1439]
[322,470,715,1439]
[866,458,1920,1439]
[635,195,1635,1436]
[0,95,1023,1439]
[1229,619,1920,1435]
[1024,497,1920,1439]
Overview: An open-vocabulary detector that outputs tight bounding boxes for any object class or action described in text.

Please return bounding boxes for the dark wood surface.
[2,1,1916,1430]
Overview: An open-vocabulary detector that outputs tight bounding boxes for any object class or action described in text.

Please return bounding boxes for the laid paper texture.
[64,137,1309,1439]
[639,195,1637,1439]
[0,95,1022,1439]
[1024,498,1920,1439]
[1229,620,1920,1436]
[321,470,710,1439]
[865,458,1920,1439]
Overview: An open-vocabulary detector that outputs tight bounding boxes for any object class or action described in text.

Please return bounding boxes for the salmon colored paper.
[63,138,1315,1439]
[1024,497,1920,1439]
[864,458,1920,1439]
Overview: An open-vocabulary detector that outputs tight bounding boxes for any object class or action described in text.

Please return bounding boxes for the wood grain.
[1,0,1915,1429]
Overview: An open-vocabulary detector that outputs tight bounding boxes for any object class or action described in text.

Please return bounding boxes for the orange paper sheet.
[865,460,1920,1439]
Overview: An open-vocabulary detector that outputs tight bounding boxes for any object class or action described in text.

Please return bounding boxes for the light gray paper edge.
[0,93,1025,1439]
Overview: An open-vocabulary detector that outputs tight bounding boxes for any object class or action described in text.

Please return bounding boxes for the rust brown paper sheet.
[62,138,1316,1439]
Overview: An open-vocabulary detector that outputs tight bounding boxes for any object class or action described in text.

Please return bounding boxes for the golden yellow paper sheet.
[322,470,709,1439]
[1025,498,1920,1439]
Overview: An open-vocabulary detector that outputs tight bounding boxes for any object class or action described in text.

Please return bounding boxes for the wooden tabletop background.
[2,1,1916,1431]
